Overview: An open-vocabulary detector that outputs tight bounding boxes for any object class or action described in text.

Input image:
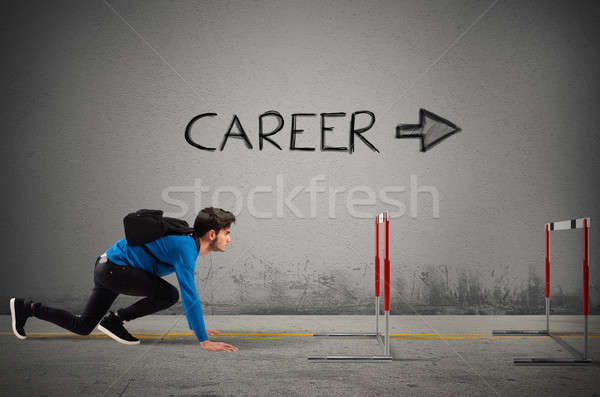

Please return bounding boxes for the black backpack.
[123,209,195,270]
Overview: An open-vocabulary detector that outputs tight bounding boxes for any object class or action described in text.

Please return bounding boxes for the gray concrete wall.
[1,0,599,315]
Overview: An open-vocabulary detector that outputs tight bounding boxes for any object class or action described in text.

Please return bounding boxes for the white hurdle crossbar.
[493,217,592,365]
[309,212,392,361]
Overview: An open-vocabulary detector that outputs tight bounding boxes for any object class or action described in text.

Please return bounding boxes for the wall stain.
[317,274,336,290]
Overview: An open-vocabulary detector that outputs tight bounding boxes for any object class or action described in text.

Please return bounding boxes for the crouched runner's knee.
[74,316,98,336]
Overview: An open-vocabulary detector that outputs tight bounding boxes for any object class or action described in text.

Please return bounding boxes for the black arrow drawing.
[396,108,460,152]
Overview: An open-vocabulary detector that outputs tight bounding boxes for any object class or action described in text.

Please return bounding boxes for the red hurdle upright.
[309,212,393,361]
[493,217,592,366]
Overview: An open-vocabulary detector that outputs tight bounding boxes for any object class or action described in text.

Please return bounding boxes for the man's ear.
[208,229,216,240]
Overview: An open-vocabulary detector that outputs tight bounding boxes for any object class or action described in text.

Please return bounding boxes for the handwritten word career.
[185,111,378,153]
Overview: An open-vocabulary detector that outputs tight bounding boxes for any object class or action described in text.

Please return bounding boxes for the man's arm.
[173,254,209,342]
[173,246,237,352]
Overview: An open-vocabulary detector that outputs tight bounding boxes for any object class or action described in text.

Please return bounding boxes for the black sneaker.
[97,312,140,345]
[10,298,32,340]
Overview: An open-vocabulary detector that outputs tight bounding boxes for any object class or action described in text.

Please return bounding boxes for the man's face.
[209,226,231,252]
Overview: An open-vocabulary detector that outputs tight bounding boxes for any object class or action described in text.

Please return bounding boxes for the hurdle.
[308,212,392,361]
[493,217,592,365]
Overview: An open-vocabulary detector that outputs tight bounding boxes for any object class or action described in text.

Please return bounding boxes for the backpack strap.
[141,244,173,276]
[141,245,168,265]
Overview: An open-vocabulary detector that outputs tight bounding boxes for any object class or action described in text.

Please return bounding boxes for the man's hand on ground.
[207,329,221,335]
[200,340,239,352]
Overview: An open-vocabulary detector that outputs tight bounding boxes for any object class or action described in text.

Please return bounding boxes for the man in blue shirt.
[10,207,238,352]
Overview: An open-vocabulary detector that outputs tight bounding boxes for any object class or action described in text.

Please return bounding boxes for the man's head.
[193,207,235,252]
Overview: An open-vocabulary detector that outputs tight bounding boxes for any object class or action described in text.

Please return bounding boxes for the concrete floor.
[1,315,600,396]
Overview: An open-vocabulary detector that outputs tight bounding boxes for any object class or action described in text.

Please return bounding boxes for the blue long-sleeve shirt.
[105,234,208,342]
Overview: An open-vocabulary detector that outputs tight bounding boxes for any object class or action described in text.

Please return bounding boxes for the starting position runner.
[10,207,238,352]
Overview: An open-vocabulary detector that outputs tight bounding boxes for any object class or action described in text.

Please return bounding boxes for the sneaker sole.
[9,298,27,340]
[97,324,140,345]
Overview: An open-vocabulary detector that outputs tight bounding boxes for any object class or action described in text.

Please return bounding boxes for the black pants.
[33,255,179,335]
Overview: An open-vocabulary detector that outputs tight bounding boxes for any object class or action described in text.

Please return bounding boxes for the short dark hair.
[193,207,235,237]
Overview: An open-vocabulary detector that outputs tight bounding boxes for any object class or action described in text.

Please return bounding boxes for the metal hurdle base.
[308,332,392,361]
[309,308,393,361]
[492,329,592,366]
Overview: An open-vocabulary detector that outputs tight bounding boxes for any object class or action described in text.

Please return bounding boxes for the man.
[9,207,238,352]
